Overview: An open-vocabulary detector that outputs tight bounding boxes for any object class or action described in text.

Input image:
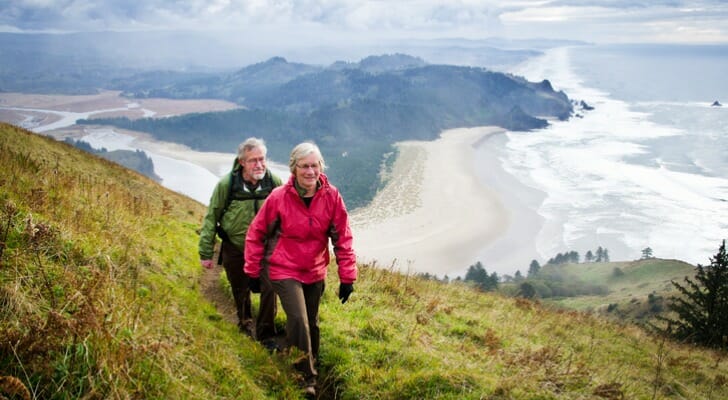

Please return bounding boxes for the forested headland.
[82,55,573,208]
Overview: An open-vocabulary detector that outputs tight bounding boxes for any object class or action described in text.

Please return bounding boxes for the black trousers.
[220,241,277,340]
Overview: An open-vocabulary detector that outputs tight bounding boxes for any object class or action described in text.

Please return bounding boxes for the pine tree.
[514,270,523,281]
[585,250,594,262]
[664,240,728,348]
[464,261,498,291]
[641,247,654,259]
[528,259,541,277]
[518,282,536,299]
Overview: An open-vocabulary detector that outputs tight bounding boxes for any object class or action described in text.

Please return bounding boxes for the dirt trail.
[200,263,238,325]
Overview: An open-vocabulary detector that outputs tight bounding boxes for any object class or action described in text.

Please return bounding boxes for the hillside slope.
[539,258,695,309]
[0,123,301,399]
[2,123,727,399]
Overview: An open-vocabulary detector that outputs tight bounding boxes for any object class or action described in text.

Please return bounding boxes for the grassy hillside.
[0,123,301,399]
[2,123,727,399]
[540,259,695,310]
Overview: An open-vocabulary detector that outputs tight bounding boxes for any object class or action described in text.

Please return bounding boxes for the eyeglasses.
[296,163,320,171]
[245,157,265,165]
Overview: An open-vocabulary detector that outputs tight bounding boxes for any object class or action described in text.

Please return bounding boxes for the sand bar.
[0,91,241,120]
[350,126,510,277]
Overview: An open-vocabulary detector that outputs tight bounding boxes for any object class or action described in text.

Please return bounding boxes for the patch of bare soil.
[200,263,237,325]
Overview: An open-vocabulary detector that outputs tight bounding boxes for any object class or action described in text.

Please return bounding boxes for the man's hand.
[200,259,215,269]
[338,283,354,304]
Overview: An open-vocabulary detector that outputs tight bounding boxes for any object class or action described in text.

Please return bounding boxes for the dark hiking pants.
[221,241,277,340]
[271,278,325,382]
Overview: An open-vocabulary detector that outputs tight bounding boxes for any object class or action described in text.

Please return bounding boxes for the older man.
[198,137,282,347]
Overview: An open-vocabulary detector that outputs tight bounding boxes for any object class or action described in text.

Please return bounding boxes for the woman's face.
[294,152,321,195]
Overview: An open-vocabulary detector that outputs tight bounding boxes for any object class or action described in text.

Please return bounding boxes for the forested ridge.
[84,55,573,208]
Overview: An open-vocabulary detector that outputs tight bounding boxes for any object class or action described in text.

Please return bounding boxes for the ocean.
[489,43,728,269]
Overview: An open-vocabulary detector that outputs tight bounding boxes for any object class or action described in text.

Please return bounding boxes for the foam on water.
[502,46,728,265]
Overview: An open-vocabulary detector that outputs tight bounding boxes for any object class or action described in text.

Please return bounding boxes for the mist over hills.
[79,54,572,208]
[1,31,573,208]
[0,31,582,93]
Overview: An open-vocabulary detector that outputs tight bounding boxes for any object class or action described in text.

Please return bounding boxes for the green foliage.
[464,261,499,292]
[546,250,579,265]
[641,247,654,259]
[65,138,161,181]
[528,259,541,277]
[663,240,728,348]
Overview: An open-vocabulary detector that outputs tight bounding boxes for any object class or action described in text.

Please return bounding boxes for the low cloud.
[1,0,727,44]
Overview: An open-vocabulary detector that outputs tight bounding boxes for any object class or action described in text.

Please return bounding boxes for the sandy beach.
[351,126,515,278]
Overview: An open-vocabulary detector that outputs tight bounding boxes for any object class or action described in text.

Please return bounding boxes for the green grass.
[536,259,695,312]
[2,123,727,399]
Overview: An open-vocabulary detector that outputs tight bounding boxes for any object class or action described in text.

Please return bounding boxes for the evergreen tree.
[585,250,594,262]
[595,246,604,262]
[514,270,523,281]
[464,261,498,292]
[603,248,610,262]
[528,260,541,277]
[641,247,653,259]
[663,240,728,348]
[518,282,536,299]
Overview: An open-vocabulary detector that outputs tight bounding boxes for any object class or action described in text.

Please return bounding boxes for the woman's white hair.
[288,142,326,174]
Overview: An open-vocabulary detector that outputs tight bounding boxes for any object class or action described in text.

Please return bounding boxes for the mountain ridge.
[84,54,572,209]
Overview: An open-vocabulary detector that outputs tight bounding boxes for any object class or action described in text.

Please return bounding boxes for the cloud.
[0,0,727,44]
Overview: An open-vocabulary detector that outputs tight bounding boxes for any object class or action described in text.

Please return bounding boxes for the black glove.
[338,283,353,304]
[249,277,261,294]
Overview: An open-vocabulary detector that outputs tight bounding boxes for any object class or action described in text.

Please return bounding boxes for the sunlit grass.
[0,123,301,399]
[2,123,726,399]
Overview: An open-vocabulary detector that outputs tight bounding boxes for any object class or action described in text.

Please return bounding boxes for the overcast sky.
[2,0,728,45]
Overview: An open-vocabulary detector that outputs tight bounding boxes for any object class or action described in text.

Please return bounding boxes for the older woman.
[244,142,357,396]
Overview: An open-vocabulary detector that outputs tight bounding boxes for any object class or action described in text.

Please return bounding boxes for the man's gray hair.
[237,137,267,161]
[288,142,326,174]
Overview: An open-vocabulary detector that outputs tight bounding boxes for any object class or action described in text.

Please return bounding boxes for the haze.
[2,1,727,69]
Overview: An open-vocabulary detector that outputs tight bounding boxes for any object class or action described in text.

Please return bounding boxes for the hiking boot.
[303,384,316,397]
[238,319,255,338]
[302,376,316,398]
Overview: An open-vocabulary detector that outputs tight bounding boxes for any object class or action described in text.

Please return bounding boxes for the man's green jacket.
[198,159,283,260]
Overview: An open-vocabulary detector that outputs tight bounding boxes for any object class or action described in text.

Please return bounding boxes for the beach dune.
[351,127,509,277]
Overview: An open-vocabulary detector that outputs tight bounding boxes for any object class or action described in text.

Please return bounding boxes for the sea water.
[496,44,728,268]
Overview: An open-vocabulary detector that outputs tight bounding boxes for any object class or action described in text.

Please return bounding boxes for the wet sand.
[350,127,519,277]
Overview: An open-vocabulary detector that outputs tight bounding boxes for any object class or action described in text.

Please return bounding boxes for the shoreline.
[471,133,547,276]
[351,126,540,278]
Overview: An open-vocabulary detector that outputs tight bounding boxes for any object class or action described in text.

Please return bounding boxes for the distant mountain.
[117,55,572,121]
[85,55,572,208]
[329,53,428,73]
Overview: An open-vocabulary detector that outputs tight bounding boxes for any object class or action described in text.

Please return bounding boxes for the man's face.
[241,147,266,182]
